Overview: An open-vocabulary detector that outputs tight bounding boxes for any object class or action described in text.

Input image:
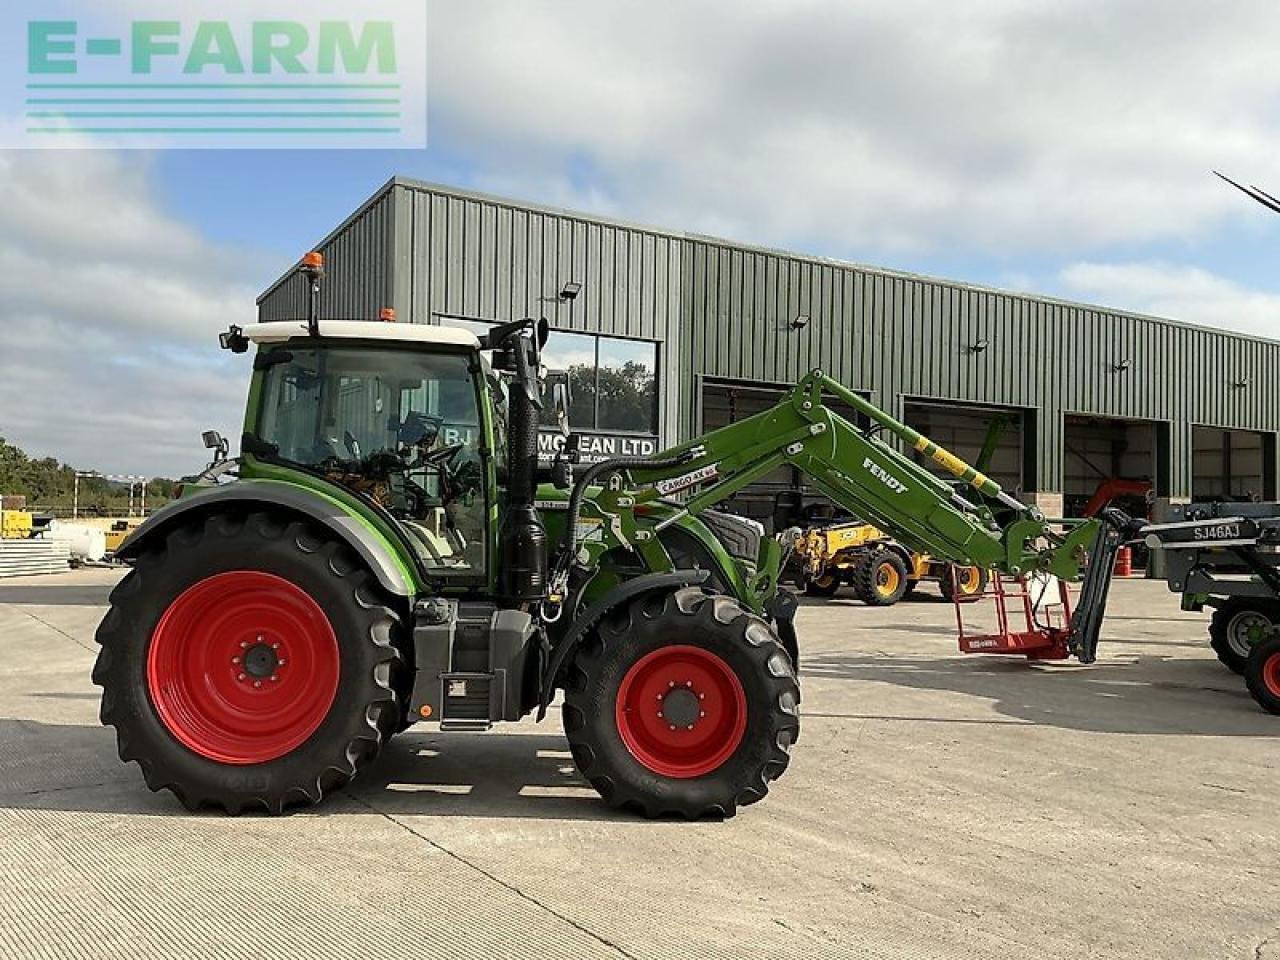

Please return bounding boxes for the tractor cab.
[239,321,501,581]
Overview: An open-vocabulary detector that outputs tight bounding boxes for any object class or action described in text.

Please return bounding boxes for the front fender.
[118,480,416,596]
[536,569,711,719]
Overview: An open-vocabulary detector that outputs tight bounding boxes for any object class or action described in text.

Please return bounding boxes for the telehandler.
[791,520,987,604]
[95,253,1135,818]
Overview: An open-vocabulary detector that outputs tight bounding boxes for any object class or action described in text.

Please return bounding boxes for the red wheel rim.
[615,645,747,779]
[146,571,340,765]
[1264,653,1280,699]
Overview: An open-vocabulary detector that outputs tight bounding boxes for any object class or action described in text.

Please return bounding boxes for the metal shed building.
[258,176,1280,525]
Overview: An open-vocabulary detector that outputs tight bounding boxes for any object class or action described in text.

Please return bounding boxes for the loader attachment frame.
[555,369,1129,663]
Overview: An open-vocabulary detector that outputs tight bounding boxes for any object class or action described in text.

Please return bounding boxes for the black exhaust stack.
[483,320,548,605]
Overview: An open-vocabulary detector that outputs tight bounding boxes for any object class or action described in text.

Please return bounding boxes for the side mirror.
[201,430,230,468]
[551,379,572,438]
[202,430,229,458]
[343,430,362,460]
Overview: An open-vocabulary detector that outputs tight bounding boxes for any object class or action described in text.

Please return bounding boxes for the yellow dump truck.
[793,521,987,605]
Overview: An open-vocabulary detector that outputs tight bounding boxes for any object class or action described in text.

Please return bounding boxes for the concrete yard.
[1,568,1276,960]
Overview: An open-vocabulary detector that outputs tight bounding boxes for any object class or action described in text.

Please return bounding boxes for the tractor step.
[408,601,538,727]
[439,719,493,732]
[440,672,494,729]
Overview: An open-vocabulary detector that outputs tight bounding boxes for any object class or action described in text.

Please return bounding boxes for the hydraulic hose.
[553,450,697,582]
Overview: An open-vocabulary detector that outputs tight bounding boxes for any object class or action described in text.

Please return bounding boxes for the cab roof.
[247,320,480,348]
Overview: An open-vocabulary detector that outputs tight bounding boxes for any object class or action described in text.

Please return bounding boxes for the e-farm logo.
[7,4,426,149]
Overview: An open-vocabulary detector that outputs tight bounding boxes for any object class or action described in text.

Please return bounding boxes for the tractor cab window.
[254,345,487,576]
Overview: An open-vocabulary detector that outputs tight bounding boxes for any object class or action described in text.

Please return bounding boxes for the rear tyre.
[1210,602,1276,675]
[940,565,988,603]
[1245,634,1280,715]
[563,588,800,819]
[853,549,909,606]
[803,571,841,598]
[93,511,405,814]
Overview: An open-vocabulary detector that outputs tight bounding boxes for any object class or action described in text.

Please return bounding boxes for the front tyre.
[93,511,405,814]
[1245,634,1280,715]
[940,564,988,603]
[803,571,841,598]
[563,588,800,818]
[1210,601,1275,675]
[853,549,909,606]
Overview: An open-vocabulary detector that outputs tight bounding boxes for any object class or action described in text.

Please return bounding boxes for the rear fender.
[117,481,415,596]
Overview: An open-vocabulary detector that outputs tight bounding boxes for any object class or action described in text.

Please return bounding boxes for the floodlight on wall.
[1234,377,1251,389]
[559,281,583,302]
[1114,359,1132,372]
[970,338,990,353]
[791,314,810,330]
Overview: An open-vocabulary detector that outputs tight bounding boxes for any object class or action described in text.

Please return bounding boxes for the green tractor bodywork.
[100,258,1131,818]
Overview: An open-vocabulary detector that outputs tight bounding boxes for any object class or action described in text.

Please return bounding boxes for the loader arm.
[559,369,1134,662]
[629,371,1098,580]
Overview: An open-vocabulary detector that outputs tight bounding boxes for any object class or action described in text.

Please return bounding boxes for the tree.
[543,362,656,433]
[0,436,176,514]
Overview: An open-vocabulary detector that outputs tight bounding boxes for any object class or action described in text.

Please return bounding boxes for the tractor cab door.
[252,343,492,582]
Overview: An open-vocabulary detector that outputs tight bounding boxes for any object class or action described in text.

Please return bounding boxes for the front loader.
[95,253,1138,818]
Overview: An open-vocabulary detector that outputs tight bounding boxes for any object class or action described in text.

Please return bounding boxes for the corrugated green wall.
[258,177,1280,497]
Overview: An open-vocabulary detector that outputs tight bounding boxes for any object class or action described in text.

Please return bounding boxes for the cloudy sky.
[4,0,1280,477]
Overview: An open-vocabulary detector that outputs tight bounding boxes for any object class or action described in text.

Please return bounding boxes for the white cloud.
[1058,261,1280,338]
[429,0,1280,257]
[0,152,256,478]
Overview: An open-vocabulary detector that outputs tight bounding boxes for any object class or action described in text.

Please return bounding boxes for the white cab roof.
[248,320,480,348]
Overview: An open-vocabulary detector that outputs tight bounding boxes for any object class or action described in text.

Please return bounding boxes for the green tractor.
[95,253,1134,817]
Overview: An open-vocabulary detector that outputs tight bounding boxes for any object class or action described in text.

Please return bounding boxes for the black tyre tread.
[1209,601,1276,675]
[852,549,909,607]
[563,587,800,819]
[93,510,405,815]
[1245,635,1280,715]
[803,571,841,598]
[940,565,988,603]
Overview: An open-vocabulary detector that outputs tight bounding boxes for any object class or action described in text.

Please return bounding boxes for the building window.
[440,316,659,436]
[549,331,658,435]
